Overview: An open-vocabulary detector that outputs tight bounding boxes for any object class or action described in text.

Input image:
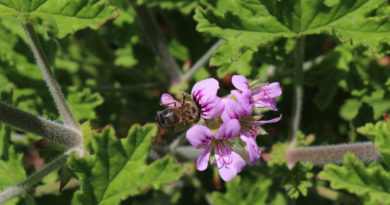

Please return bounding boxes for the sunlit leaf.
[196,0,390,63]
[0,0,118,38]
[320,153,390,203]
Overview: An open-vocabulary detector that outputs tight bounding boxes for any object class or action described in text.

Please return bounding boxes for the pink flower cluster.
[160,76,282,181]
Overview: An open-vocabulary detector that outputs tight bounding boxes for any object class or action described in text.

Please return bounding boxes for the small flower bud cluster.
[160,76,282,181]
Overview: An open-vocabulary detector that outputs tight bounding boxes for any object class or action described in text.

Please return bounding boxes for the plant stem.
[0,153,68,204]
[289,35,305,148]
[0,102,82,148]
[286,142,379,166]
[181,39,224,82]
[23,23,80,130]
[34,178,79,197]
[132,4,183,85]
[314,186,359,204]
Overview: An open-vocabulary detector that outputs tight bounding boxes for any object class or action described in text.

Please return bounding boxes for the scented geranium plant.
[1,0,390,204]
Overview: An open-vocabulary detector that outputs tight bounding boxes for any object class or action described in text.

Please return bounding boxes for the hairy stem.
[289,35,305,148]
[23,23,80,130]
[0,102,82,147]
[0,153,68,204]
[286,142,379,166]
[181,39,224,82]
[132,4,182,85]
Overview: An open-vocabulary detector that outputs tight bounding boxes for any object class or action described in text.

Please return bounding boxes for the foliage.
[69,123,186,205]
[0,0,390,204]
[320,153,390,204]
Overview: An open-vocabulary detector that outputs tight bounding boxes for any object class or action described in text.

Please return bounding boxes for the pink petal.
[240,135,261,165]
[221,98,245,121]
[186,125,214,148]
[232,75,250,91]
[200,96,224,119]
[231,90,253,116]
[215,145,246,181]
[252,82,282,110]
[191,78,224,119]
[160,93,181,108]
[216,119,240,139]
[191,78,219,100]
[197,144,212,171]
[247,114,282,125]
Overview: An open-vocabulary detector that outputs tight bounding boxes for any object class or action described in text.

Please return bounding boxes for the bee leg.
[181,96,185,105]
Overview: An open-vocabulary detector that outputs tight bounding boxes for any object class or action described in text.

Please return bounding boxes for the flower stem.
[132,4,183,85]
[0,102,82,148]
[286,142,379,166]
[181,39,224,83]
[22,23,80,130]
[0,153,68,204]
[289,35,305,148]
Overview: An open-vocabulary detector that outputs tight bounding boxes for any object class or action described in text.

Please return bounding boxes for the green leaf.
[216,50,254,78]
[68,124,185,205]
[141,0,198,14]
[0,146,26,189]
[195,0,390,63]
[114,45,138,68]
[306,45,353,110]
[0,0,118,38]
[319,153,390,203]
[362,89,390,120]
[212,175,272,205]
[357,120,390,166]
[269,161,313,199]
[339,98,362,121]
[67,87,104,122]
[0,146,26,205]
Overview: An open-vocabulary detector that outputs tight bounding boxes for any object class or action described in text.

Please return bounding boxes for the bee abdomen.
[157,109,179,128]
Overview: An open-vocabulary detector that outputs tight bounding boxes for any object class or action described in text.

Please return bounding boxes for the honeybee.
[156,96,200,129]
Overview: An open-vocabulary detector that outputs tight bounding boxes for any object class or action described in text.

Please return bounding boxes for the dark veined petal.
[231,90,253,116]
[186,125,214,148]
[221,97,244,121]
[191,78,224,119]
[215,119,241,139]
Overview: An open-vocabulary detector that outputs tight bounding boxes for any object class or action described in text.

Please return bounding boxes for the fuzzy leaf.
[68,124,185,205]
[319,153,390,203]
[195,0,390,63]
[0,0,118,38]
[357,120,390,166]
